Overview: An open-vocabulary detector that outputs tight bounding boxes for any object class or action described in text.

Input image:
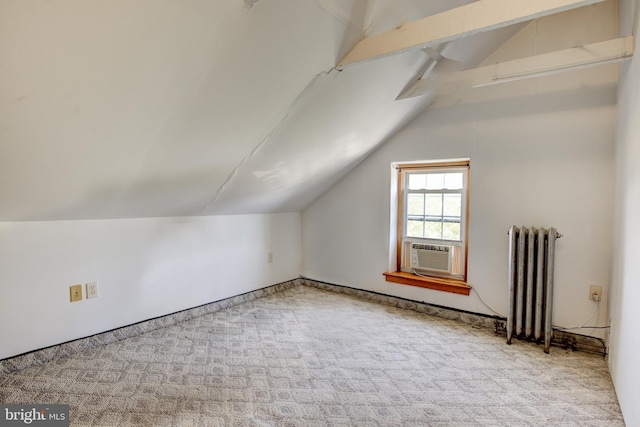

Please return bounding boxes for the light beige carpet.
[0,285,624,426]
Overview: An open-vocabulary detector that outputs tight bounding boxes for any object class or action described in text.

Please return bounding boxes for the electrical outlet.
[589,285,603,301]
[267,251,273,264]
[70,284,83,302]
[86,281,98,299]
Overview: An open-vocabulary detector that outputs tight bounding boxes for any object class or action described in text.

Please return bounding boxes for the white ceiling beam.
[468,36,634,87]
[338,0,605,69]
[398,36,634,99]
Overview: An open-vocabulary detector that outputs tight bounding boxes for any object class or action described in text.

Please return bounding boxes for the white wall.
[609,0,640,425]
[302,83,615,333]
[0,213,301,360]
[302,7,618,339]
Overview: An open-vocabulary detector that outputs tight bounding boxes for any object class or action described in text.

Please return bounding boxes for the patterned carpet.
[0,285,624,426]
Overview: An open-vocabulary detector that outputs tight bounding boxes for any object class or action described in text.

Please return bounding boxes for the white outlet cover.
[86,281,99,299]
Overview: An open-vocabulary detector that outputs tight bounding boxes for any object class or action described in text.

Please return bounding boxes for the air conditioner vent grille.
[411,243,452,273]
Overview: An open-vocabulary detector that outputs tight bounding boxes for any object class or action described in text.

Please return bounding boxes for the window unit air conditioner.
[410,243,452,274]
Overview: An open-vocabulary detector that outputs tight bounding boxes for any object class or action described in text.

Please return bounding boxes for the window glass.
[426,173,444,190]
[407,220,424,238]
[424,221,443,239]
[444,173,463,189]
[408,174,426,190]
[443,222,460,240]
[443,194,461,218]
[407,194,424,216]
[425,194,442,217]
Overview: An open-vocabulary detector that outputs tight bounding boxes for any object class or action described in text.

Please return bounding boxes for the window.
[405,170,465,242]
[384,160,470,294]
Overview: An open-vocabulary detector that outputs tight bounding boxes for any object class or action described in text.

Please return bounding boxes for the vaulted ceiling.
[0,0,616,221]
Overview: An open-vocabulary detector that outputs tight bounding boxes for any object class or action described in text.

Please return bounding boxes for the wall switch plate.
[589,285,603,301]
[70,284,83,302]
[86,281,98,299]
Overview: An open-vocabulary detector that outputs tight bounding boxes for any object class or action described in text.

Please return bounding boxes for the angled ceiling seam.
[200,67,341,213]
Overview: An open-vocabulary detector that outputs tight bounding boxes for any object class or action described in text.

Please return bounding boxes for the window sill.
[383,271,471,295]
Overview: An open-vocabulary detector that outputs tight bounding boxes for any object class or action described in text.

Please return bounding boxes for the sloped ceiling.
[1,0,526,220]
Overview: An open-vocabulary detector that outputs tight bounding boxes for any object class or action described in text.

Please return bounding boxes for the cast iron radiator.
[507,225,562,353]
